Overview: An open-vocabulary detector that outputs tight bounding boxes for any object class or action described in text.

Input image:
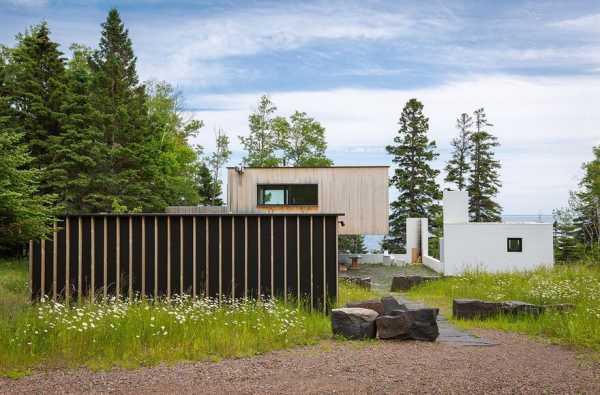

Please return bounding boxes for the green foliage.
[240,95,281,167]
[240,95,332,167]
[277,111,332,167]
[0,129,56,252]
[467,108,502,222]
[337,283,380,307]
[203,129,231,206]
[383,98,441,253]
[553,205,583,262]
[408,265,600,352]
[572,146,600,260]
[444,113,472,191]
[338,235,368,254]
[0,259,330,376]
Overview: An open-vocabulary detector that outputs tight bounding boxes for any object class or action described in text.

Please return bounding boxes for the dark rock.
[377,307,439,341]
[454,299,548,320]
[346,300,385,315]
[331,308,378,340]
[390,275,440,291]
[502,301,544,316]
[375,315,411,339]
[381,296,406,314]
[453,299,504,320]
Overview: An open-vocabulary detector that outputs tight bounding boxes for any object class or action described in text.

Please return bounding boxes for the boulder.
[390,275,440,291]
[381,295,406,314]
[331,308,379,340]
[346,300,385,315]
[375,314,411,339]
[377,307,440,341]
[454,299,548,320]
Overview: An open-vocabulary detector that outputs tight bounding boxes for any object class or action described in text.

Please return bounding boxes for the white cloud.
[187,75,599,213]
[553,13,600,33]
[1,0,47,8]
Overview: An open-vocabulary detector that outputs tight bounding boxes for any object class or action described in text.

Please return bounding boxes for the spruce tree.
[338,235,368,254]
[46,45,105,213]
[382,98,441,253]
[444,113,472,190]
[90,8,156,211]
[8,22,66,192]
[467,108,502,222]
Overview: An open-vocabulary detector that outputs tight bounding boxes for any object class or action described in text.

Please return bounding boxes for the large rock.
[454,299,546,320]
[381,295,407,314]
[391,275,440,291]
[346,300,385,315]
[375,314,411,339]
[331,308,379,339]
[377,307,440,341]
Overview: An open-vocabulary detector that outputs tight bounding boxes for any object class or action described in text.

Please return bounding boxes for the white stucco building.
[412,191,554,275]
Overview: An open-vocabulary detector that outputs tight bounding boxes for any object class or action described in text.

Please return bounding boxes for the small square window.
[507,238,522,252]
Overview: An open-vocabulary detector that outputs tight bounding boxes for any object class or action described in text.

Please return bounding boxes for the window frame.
[507,237,523,253]
[257,184,318,206]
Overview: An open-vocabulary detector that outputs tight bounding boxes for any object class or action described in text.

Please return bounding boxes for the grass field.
[0,258,379,378]
[407,264,600,352]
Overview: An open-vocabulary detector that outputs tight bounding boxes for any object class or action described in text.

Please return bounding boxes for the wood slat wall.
[30,214,339,311]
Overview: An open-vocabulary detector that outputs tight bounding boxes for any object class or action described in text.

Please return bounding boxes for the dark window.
[507,238,522,252]
[257,184,318,206]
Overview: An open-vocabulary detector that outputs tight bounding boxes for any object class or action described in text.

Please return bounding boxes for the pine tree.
[8,22,66,192]
[553,206,581,262]
[1,49,56,252]
[45,45,105,213]
[572,146,600,259]
[467,108,502,222]
[382,99,441,253]
[444,113,472,190]
[89,9,159,211]
[239,95,281,167]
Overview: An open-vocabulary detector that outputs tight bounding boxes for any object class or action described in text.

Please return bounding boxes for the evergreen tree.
[444,113,472,190]
[338,235,368,254]
[276,111,332,167]
[45,45,105,213]
[382,98,441,253]
[89,8,155,211]
[553,206,581,262]
[194,150,222,206]
[8,22,66,192]
[572,146,600,259]
[239,95,281,167]
[467,108,502,222]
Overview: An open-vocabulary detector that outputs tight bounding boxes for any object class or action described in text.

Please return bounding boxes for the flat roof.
[227,165,389,169]
[59,213,345,217]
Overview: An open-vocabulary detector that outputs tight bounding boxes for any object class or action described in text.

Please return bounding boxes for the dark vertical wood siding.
[31,214,338,310]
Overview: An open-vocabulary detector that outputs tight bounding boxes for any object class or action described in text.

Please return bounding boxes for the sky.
[1,0,599,215]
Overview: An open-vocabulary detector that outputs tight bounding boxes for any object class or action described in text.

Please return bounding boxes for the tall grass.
[0,259,331,377]
[337,283,381,306]
[407,264,600,352]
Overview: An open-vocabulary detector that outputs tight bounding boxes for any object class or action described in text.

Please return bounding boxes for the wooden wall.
[29,214,339,311]
[227,167,389,235]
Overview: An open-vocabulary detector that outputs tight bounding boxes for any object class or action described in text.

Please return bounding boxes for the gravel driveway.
[2,329,599,394]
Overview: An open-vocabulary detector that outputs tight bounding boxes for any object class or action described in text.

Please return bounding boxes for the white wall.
[423,255,443,273]
[443,223,554,275]
[405,218,421,262]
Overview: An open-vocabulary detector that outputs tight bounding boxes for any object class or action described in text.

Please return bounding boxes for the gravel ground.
[2,329,599,395]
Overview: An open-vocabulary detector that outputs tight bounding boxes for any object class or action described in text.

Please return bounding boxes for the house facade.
[226,166,389,235]
[411,191,554,275]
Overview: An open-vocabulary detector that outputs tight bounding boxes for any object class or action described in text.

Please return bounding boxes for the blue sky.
[1,0,599,215]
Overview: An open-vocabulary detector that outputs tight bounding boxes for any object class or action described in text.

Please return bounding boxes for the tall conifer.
[445,113,472,190]
[382,99,441,253]
[467,108,502,222]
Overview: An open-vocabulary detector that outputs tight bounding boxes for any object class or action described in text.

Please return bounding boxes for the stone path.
[397,296,496,346]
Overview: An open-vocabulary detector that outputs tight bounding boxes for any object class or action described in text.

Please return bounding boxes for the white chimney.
[443,190,469,223]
